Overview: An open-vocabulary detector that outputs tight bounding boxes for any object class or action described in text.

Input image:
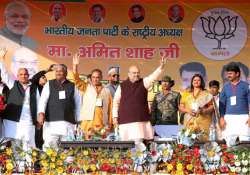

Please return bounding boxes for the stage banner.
[0,0,249,93]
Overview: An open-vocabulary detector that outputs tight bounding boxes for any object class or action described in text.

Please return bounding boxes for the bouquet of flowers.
[220,145,250,174]
[157,144,205,174]
[0,140,37,174]
[85,125,112,141]
[177,127,204,146]
[64,147,133,174]
[200,142,222,173]
[130,143,148,173]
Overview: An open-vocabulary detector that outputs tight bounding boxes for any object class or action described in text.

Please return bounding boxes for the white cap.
[108,67,119,75]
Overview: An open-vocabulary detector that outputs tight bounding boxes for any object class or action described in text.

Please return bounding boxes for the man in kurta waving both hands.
[112,56,167,144]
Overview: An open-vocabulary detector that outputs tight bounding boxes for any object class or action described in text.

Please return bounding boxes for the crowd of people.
[0,47,249,150]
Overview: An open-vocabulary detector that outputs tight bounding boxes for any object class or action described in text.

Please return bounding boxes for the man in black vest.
[112,56,167,143]
[38,64,80,149]
[0,48,38,148]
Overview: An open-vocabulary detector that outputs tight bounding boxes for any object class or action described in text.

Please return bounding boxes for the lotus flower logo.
[200,16,238,49]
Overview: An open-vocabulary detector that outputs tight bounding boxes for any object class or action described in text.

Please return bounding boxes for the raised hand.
[73,53,80,65]
[72,53,80,73]
[0,48,7,61]
[47,64,56,72]
[160,54,167,69]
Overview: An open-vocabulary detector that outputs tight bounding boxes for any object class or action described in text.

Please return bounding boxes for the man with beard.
[106,67,120,98]
[219,62,250,146]
[112,56,167,143]
[11,47,38,79]
[0,1,37,51]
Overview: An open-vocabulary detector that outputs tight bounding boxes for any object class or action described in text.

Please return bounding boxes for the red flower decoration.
[228,153,235,159]
[178,144,184,149]
[220,166,229,173]
[223,151,228,156]
[193,147,200,157]
[178,156,184,161]
[223,157,228,163]
[151,150,157,156]
[221,144,227,149]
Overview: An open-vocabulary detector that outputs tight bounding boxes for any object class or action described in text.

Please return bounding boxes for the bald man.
[113,56,167,143]
[0,48,39,148]
[0,1,37,50]
[51,2,64,22]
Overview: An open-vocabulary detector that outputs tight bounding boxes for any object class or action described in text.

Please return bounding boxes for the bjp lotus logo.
[192,8,247,60]
[200,16,238,49]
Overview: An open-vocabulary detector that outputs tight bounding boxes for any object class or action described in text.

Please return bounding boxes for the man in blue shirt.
[219,62,250,145]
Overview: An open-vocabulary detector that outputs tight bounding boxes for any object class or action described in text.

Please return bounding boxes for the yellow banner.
[0,0,249,91]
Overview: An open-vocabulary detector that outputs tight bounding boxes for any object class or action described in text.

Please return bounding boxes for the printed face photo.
[129,4,145,23]
[168,4,184,23]
[5,2,31,35]
[49,2,66,22]
[89,4,105,23]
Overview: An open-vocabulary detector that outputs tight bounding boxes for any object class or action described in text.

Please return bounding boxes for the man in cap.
[106,67,120,98]
[151,75,181,137]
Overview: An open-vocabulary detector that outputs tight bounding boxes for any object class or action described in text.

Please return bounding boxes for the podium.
[60,140,135,149]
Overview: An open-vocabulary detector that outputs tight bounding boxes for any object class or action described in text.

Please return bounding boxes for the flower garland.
[0,141,249,174]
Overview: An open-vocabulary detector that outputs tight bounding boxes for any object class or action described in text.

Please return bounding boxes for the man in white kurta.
[38,64,81,149]
[0,48,39,148]
[113,56,167,142]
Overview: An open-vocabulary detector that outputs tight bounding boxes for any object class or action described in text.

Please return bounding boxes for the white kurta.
[38,81,81,148]
[222,114,250,146]
[113,66,163,141]
[0,62,39,148]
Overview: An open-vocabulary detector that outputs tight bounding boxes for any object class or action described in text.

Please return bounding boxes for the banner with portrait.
[0,0,249,94]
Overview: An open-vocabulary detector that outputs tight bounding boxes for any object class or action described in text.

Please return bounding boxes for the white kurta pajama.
[222,114,250,144]
[38,81,81,148]
[219,80,250,146]
[113,67,163,141]
[0,62,39,148]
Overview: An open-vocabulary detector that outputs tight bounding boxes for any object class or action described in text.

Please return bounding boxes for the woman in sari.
[179,74,214,141]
